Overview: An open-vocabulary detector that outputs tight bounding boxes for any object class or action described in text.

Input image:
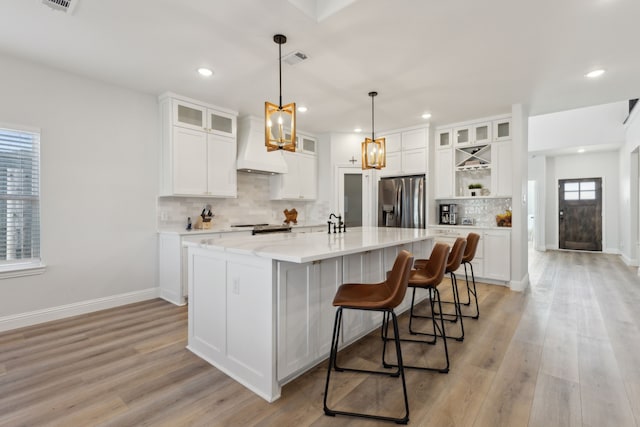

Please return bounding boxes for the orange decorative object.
[496,210,512,227]
[284,208,298,224]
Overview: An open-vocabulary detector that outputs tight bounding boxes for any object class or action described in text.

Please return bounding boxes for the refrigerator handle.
[395,184,402,227]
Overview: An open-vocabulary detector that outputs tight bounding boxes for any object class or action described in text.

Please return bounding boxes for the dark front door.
[558,178,602,251]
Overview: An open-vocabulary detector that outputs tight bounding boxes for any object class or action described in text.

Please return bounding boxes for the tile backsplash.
[436,197,512,227]
[157,172,330,229]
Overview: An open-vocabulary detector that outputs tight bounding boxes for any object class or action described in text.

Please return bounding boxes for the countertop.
[158,222,326,236]
[184,226,433,263]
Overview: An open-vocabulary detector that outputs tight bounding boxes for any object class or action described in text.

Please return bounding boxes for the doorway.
[558,177,602,251]
[337,167,371,227]
[343,174,363,227]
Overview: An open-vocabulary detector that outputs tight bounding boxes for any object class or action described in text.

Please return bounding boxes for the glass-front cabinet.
[173,99,236,138]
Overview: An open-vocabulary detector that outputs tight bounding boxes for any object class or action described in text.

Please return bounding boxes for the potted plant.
[468,183,483,196]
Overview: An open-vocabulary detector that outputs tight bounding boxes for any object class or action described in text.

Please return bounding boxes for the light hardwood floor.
[1,249,639,426]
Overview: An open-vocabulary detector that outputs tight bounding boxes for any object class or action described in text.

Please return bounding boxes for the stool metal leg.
[383,287,450,373]
[324,308,409,424]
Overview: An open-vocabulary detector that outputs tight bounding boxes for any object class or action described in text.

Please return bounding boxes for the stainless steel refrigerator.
[378,175,425,228]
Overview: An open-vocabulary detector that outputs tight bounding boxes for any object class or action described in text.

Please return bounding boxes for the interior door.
[558,178,602,251]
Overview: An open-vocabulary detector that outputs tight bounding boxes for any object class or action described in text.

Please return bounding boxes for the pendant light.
[361,91,386,169]
[265,34,296,152]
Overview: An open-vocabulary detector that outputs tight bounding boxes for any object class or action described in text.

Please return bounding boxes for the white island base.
[186,227,434,402]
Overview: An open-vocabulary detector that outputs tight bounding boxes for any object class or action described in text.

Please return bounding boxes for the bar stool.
[423,233,481,319]
[323,250,414,424]
[413,237,466,341]
[460,232,481,319]
[383,242,451,373]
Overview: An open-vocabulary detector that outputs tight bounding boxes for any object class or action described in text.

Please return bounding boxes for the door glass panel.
[564,182,579,192]
[210,113,233,133]
[475,126,488,141]
[580,182,595,191]
[439,132,450,147]
[344,174,362,227]
[177,105,203,127]
[580,191,596,200]
[497,122,510,138]
[564,191,579,200]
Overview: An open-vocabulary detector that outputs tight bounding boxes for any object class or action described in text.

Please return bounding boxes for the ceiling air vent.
[283,51,309,66]
[41,0,78,14]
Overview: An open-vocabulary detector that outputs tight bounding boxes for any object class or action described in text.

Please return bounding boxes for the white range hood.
[237,116,288,174]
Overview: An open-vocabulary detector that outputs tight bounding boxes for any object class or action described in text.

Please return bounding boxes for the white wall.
[529,102,627,153]
[0,53,159,325]
[528,155,546,251]
[543,151,620,252]
[620,107,640,266]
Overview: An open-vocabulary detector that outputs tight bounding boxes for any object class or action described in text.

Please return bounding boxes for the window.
[563,181,596,201]
[0,125,44,278]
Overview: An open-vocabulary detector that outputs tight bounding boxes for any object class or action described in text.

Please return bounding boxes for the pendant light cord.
[371,94,375,140]
[278,41,283,109]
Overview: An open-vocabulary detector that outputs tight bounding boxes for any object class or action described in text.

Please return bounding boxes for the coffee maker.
[439,204,458,225]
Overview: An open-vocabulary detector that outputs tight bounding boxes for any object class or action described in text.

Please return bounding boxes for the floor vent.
[283,51,309,66]
[41,0,78,14]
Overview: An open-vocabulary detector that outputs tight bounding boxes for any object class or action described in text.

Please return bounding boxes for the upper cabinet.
[172,99,236,138]
[270,149,318,201]
[493,118,511,141]
[379,126,429,177]
[436,129,452,149]
[435,115,512,199]
[297,132,318,155]
[159,93,238,198]
[454,121,492,146]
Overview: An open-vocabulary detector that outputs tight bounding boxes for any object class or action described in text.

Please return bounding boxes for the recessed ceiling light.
[585,69,605,78]
[421,113,432,120]
[354,128,362,133]
[297,105,308,113]
[197,68,213,77]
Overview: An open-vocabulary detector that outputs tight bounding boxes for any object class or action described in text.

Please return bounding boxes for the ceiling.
[1,0,639,134]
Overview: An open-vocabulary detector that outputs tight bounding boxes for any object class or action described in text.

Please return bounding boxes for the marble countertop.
[184,226,434,263]
[158,222,326,236]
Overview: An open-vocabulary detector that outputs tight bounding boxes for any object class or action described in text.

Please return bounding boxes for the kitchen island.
[185,226,434,402]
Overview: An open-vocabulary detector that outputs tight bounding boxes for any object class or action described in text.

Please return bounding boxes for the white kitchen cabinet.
[435,148,454,198]
[493,118,511,141]
[158,230,251,305]
[454,121,491,146]
[483,229,511,281]
[172,98,236,138]
[270,152,317,200]
[160,93,238,197]
[381,132,402,153]
[276,258,343,380]
[297,133,318,155]
[491,140,513,197]
[379,126,428,177]
[437,128,453,149]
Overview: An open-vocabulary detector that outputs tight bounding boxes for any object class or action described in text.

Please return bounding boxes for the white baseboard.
[510,273,530,292]
[0,288,160,333]
[620,253,639,267]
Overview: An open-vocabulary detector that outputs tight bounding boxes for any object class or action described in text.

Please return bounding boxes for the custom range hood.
[236,116,288,174]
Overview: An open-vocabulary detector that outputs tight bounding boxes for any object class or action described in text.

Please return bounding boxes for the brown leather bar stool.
[423,233,481,320]
[323,250,414,424]
[413,237,466,341]
[383,242,451,373]
[460,232,481,319]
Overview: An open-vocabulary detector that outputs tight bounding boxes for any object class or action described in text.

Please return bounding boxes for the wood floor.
[1,249,639,426]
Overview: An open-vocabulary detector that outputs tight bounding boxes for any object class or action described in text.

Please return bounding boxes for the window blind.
[0,127,40,265]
